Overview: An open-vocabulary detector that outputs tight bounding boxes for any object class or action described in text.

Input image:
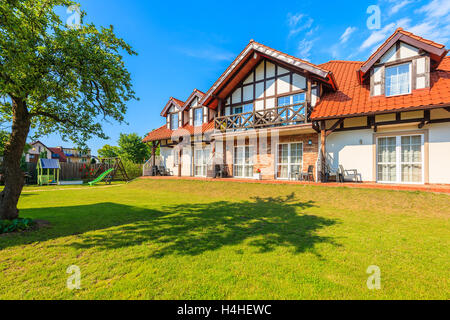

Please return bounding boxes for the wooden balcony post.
[151,142,156,167]
[320,120,326,182]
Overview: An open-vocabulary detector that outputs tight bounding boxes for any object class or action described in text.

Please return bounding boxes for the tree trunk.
[0,97,30,220]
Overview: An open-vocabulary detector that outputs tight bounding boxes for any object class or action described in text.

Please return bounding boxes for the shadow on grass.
[2,193,339,257]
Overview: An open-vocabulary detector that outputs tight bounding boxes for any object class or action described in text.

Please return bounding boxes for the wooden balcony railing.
[215,103,309,131]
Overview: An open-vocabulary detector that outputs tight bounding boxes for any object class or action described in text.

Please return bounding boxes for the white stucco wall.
[326,123,450,184]
[160,147,175,174]
[326,129,374,181]
[428,123,450,184]
[181,146,193,177]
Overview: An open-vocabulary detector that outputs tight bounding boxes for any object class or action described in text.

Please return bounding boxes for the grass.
[0,179,449,300]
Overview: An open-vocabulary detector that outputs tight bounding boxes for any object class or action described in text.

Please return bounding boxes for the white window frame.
[233,145,254,178]
[170,113,179,130]
[385,62,412,97]
[376,134,424,184]
[194,147,210,177]
[193,108,203,127]
[276,142,303,180]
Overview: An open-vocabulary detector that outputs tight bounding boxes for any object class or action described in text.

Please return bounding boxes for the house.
[26,141,53,163]
[53,147,91,163]
[143,28,450,185]
[26,142,91,164]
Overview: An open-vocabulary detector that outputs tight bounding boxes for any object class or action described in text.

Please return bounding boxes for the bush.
[121,159,143,180]
[0,218,35,234]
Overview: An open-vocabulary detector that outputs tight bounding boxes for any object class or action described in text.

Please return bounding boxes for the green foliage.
[0,218,35,234]
[117,133,150,163]
[39,151,48,159]
[97,144,120,159]
[0,0,137,146]
[121,159,142,179]
[0,130,9,156]
[98,133,150,164]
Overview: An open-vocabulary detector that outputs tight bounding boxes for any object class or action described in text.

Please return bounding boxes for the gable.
[160,98,184,117]
[200,40,336,109]
[359,28,448,80]
[223,58,318,114]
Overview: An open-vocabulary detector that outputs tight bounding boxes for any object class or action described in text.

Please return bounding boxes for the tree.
[117,133,150,163]
[98,144,120,159]
[39,151,49,159]
[0,1,137,220]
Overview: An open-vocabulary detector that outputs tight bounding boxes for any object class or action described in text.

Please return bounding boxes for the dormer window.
[170,113,178,130]
[385,62,411,97]
[194,108,203,126]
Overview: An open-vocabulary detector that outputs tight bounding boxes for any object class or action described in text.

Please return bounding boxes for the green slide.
[88,168,114,186]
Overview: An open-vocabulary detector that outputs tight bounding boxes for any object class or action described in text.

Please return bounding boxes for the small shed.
[37,159,60,186]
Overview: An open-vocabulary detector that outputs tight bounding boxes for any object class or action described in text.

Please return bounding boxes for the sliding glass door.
[234,146,254,178]
[276,143,303,179]
[194,147,210,177]
[377,134,424,184]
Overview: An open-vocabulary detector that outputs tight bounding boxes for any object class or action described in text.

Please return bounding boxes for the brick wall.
[222,133,319,180]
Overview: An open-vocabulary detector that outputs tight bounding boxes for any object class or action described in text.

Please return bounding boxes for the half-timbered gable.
[358,28,447,97]
[222,58,321,114]
[161,97,185,130]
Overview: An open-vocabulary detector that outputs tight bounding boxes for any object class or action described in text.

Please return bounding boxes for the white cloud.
[359,18,411,52]
[340,27,357,43]
[287,13,314,37]
[389,0,413,15]
[417,0,450,18]
[297,39,314,60]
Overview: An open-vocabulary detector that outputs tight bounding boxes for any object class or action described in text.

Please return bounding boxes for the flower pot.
[254,173,262,180]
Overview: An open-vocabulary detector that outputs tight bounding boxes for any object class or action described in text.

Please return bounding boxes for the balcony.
[214,103,309,132]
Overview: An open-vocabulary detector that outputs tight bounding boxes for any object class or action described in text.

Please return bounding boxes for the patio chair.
[289,170,300,181]
[338,165,362,182]
[158,165,172,176]
[214,165,228,178]
[324,163,340,182]
[301,165,315,182]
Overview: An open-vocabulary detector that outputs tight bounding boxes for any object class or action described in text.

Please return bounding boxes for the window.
[194,108,203,126]
[234,146,254,178]
[232,104,253,114]
[377,134,423,184]
[385,63,411,96]
[277,143,303,179]
[231,104,253,129]
[194,147,210,177]
[170,113,178,130]
[277,93,306,123]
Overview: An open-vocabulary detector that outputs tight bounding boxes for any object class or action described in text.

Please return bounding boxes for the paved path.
[141,176,450,194]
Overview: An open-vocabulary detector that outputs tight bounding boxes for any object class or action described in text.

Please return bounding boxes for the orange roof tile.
[312,56,450,119]
[142,121,215,143]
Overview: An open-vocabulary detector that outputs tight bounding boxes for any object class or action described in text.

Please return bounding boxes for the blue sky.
[40,0,450,154]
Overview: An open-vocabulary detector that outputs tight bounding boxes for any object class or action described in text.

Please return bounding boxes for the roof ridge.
[323,60,363,64]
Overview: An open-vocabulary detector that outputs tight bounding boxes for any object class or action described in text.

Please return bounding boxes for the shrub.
[121,159,142,180]
[0,218,35,234]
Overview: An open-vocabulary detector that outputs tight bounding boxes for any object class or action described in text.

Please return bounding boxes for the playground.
[35,157,130,187]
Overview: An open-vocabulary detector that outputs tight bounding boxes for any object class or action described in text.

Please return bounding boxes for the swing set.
[88,157,130,186]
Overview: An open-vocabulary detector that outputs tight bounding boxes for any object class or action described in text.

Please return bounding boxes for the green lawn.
[0,179,449,299]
